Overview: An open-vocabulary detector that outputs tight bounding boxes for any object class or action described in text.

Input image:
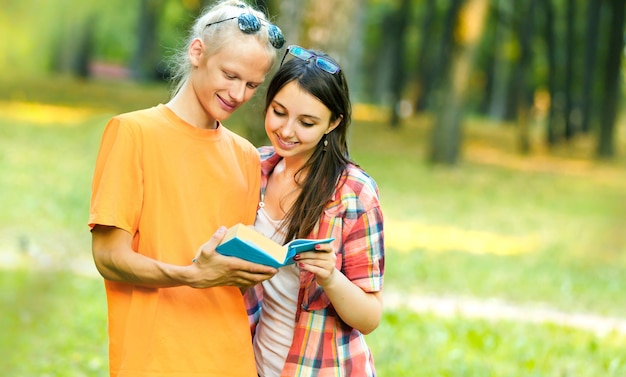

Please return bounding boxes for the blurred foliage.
[0,72,625,376]
[1,1,625,371]
[0,0,196,77]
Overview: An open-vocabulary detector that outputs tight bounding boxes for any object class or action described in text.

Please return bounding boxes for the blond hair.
[169,0,278,96]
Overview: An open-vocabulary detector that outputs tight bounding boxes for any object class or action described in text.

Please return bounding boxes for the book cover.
[216,223,335,268]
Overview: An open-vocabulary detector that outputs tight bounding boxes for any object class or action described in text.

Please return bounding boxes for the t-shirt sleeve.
[88,116,143,234]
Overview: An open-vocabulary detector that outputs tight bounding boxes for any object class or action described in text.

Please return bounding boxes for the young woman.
[89,1,284,376]
[246,45,385,377]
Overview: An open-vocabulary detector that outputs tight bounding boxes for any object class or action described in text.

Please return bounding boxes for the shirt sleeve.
[341,199,385,293]
[88,116,143,234]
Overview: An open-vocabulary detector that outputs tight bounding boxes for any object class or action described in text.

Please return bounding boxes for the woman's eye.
[301,121,315,127]
[272,108,285,116]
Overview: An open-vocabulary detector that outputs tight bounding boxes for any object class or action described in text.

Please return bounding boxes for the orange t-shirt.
[89,104,261,377]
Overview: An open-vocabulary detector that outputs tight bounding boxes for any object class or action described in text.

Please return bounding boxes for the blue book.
[216,223,335,268]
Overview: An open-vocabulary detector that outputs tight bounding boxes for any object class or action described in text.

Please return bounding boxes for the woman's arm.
[92,225,277,289]
[297,174,385,334]
[296,244,382,334]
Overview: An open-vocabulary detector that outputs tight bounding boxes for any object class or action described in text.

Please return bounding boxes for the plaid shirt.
[245,147,385,377]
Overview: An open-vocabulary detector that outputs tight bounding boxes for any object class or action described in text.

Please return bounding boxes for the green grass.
[369,311,626,376]
[1,76,625,375]
[0,269,108,376]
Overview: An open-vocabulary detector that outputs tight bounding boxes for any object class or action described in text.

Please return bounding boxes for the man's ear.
[189,38,204,67]
[326,115,343,134]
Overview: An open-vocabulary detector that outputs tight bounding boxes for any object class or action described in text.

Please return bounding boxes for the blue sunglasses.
[280,45,341,75]
[205,13,285,49]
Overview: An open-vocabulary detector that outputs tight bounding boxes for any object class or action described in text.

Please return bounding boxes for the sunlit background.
[1,0,626,375]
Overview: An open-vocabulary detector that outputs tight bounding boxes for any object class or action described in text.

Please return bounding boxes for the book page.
[230,224,287,262]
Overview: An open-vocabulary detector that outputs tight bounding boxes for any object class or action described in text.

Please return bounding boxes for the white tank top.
[253,207,300,377]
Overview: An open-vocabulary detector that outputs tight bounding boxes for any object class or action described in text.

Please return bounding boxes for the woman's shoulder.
[331,164,381,212]
[341,164,380,196]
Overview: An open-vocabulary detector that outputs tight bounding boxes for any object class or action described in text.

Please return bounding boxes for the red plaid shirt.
[245,147,385,376]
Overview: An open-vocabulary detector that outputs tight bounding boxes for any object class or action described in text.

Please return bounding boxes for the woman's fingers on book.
[298,249,337,265]
[314,243,334,252]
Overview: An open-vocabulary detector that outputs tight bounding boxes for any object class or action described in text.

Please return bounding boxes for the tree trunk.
[73,15,96,78]
[429,0,489,165]
[131,0,162,81]
[564,0,577,139]
[542,0,559,146]
[580,0,602,134]
[373,11,396,104]
[431,0,464,101]
[514,0,536,154]
[596,0,625,158]
[389,0,412,127]
[487,0,513,121]
[414,0,437,112]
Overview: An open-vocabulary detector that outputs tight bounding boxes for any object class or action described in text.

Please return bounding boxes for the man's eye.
[247,83,259,89]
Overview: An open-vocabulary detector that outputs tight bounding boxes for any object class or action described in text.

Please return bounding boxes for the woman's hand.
[294,241,382,334]
[294,242,337,286]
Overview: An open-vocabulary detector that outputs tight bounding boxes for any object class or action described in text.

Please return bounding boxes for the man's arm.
[92,225,277,289]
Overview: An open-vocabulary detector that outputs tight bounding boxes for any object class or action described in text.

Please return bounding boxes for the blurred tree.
[370,3,397,105]
[299,0,366,100]
[512,0,536,154]
[430,0,463,110]
[74,15,96,79]
[597,0,625,158]
[131,0,164,81]
[5,0,626,160]
[388,0,412,127]
[484,0,514,121]
[414,0,437,112]
[580,0,602,134]
[275,0,307,46]
[429,0,489,165]
[563,0,578,140]
[542,0,560,146]
[48,2,96,77]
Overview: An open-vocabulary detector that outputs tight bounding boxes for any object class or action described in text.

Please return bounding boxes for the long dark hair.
[265,52,353,242]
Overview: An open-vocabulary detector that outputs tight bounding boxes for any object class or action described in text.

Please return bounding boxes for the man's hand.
[187,226,278,289]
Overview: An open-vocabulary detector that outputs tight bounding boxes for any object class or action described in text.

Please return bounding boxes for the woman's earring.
[323,138,328,150]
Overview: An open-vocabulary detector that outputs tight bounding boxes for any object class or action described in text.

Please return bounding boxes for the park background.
[1,0,625,375]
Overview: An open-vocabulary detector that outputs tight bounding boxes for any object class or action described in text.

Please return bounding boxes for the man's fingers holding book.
[192,226,228,263]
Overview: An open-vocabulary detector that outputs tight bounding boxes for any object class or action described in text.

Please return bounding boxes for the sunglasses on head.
[205,13,285,49]
[280,45,341,75]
